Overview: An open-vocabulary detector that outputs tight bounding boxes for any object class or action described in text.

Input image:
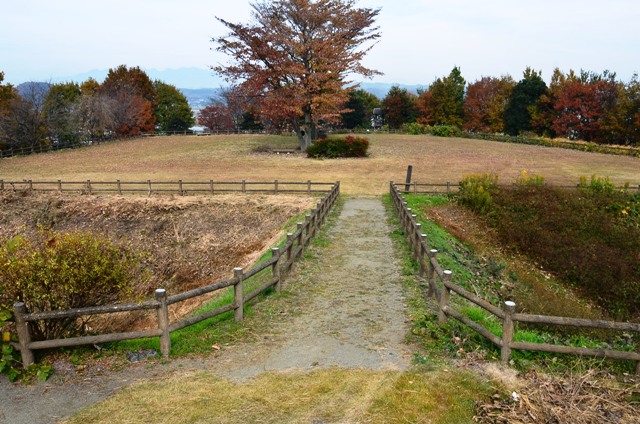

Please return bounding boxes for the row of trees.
[0,66,194,154]
[378,67,640,145]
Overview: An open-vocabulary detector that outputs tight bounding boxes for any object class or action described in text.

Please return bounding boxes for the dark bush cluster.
[458,175,640,319]
[306,135,369,158]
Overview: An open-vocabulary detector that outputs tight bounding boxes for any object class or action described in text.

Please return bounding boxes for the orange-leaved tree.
[213,0,382,151]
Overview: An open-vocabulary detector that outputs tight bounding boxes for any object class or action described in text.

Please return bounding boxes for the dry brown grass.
[1,134,638,195]
[62,367,493,424]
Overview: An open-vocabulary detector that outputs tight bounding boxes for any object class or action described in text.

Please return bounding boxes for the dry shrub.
[475,369,640,423]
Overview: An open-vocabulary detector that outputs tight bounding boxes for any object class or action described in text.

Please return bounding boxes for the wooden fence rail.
[390,181,640,374]
[400,181,640,195]
[11,181,340,366]
[0,179,335,196]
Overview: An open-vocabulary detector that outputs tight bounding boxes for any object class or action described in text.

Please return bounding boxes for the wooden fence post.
[178,179,184,196]
[271,248,282,293]
[305,215,312,244]
[418,233,427,276]
[274,179,279,194]
[116,179,122,195]
[404,165,413,194]
[155,289,171,359]
[147,180,152,196]
[438,270,452,325]
[296,222,304,256]
[286,233,295,272]
[57,179,62,192]
[233,267,244,321]
[86,180,92,195]
[13,302,35,367]
[307,179,311,194]
[414,223,422,259]
[242,180,246,193]
[501,301,516,364]
[0,180,3,192]
[427,249,438,298]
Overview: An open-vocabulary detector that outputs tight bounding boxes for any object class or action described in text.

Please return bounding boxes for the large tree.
[551,70,618,143]
[101,65,156,136]
[213,0,381,150]
[504,68,547,135]
[0,72,17,151]
[463,75,514,133]
[417,66,466,127]
[153,81,195,133]
[382,85,417,129]
[43,82,82,146]
[340,88,380,129]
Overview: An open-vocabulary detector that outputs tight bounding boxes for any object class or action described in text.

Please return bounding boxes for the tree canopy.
[213,0,381,150]
[153,81,195,132]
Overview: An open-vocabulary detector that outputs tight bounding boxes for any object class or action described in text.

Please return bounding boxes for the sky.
[2,0,639,88]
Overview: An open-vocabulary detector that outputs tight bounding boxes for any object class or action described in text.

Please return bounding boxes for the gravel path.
[0,196,411,423]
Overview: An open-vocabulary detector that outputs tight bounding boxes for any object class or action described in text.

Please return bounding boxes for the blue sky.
[2,0,638,87]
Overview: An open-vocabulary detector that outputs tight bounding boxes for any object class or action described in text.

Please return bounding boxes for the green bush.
[431,125,462,138]
[0,230,149,341]
[306,135,369,158]
[406,122,429,135]
[457,174,499,214]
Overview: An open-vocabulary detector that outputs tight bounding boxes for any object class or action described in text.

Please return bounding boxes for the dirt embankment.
[0,192,315,294]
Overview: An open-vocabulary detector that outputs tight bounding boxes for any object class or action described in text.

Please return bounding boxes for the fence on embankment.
[390,181,640,374]
[0,179,333,196]
[398,181,640,195]
[11,181,340,367]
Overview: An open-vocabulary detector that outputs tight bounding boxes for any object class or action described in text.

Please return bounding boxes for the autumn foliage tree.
[100,65,156,136]
[551,70,619,142]
[213,0,381,150]
[417,66,466,127]
[382,85,417,129]
[463,75,514,133]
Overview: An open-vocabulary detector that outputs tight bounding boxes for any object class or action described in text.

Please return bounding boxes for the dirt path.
[0,196,411,423]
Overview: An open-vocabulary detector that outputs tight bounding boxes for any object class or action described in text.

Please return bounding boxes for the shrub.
[457,174,499,214]
[406,122,429,135]
[431,125,462,138]
[0,230,149,341]
[306,135,369,158]
[514,170,545,187]
[578,174,618,195]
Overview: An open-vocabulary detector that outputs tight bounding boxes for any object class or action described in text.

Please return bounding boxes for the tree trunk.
[294,113,314,152]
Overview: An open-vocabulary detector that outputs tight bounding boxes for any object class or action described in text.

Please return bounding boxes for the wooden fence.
[0,179,334,196]
[11,181,340,366]
[390,181,640,374]
[400,181,640,195]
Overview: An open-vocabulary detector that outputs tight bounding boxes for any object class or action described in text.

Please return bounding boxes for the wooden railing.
[12,181,340,366]
[0,179,334,195]
[390,181,640,374]
[400,181,640,195]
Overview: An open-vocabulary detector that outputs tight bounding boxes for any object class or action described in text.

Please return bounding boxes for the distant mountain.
[179,88,221,113]
[357,82,427,98]
[16,82,51,100]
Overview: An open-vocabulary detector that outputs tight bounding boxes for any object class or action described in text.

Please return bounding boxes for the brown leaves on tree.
[213,0,382,150]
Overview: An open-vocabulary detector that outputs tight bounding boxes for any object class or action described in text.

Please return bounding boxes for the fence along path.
[11,181,340,366]
[0,179,333,195]
[390,181,640,374]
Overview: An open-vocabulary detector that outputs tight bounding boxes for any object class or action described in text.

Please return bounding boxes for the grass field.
[1,134,638,194]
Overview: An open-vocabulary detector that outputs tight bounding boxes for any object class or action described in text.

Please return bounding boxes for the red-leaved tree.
[213,0,381,150]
